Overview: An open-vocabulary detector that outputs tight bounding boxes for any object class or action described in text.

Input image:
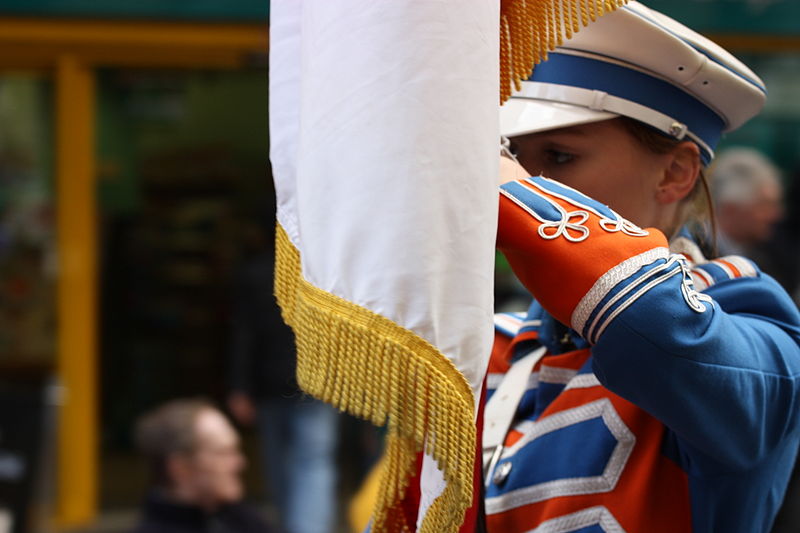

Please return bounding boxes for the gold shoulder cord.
[276,2,627,531]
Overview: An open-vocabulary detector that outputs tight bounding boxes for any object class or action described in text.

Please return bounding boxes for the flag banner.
[269,1,627,531]
[270,2,499,530]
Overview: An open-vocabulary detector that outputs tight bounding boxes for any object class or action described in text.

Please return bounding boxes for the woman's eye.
[546,150,575,165]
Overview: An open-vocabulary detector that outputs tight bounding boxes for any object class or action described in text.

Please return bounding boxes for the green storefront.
[0,1,269,529]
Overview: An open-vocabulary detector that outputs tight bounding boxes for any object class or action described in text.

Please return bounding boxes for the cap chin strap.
[514,81,714,161]
[500,136,520,163]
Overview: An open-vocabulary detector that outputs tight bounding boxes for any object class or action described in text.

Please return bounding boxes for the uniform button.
[493,461,512,486]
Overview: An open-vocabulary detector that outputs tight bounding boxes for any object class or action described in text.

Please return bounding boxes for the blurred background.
[0,1,798,532]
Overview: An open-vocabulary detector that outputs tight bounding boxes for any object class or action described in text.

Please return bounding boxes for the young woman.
[486,3,800,532]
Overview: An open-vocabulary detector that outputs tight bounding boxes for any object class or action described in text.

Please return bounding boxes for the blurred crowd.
[711,147,800,304]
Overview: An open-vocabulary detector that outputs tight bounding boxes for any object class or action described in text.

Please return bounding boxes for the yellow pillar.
[55,54,97,528]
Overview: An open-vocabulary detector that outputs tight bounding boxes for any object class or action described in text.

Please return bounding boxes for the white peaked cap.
[500,1,766,163]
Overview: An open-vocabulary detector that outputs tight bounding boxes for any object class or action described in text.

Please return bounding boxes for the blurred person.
[227,221,339,533]
[710,147,784,256]
[131,398,274,533]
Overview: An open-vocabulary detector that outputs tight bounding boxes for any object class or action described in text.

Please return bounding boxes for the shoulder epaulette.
[690,256,759,292]
[494,312,527,337]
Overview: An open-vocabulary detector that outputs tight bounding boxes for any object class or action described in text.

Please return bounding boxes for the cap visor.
[500,98,618,138]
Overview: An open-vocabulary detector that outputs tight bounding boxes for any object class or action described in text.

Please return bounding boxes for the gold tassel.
[275,224,475,533]
[500,0,629,104]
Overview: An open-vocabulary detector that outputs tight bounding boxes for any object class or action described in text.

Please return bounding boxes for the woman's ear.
[656,141,701,204]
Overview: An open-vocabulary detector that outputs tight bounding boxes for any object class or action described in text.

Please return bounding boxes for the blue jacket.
[485,249,800,532]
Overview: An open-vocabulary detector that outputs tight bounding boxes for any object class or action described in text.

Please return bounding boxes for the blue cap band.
[529,52,727,164]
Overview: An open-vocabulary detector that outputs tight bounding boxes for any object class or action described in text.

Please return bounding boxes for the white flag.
[269,1,499,531]
[269,0,626,529]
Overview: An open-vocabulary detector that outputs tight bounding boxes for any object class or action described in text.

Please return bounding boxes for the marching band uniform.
[485,3,800,532]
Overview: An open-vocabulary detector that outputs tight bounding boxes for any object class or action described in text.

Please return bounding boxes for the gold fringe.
[500,0,629,103]
[275,224,476,533]
[274,224,301,324]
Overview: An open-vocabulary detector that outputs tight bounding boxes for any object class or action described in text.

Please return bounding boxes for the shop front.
[0,3,268,529]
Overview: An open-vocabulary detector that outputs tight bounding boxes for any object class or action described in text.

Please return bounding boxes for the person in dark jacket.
[226,222,339,533]
[131,398,275,533]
